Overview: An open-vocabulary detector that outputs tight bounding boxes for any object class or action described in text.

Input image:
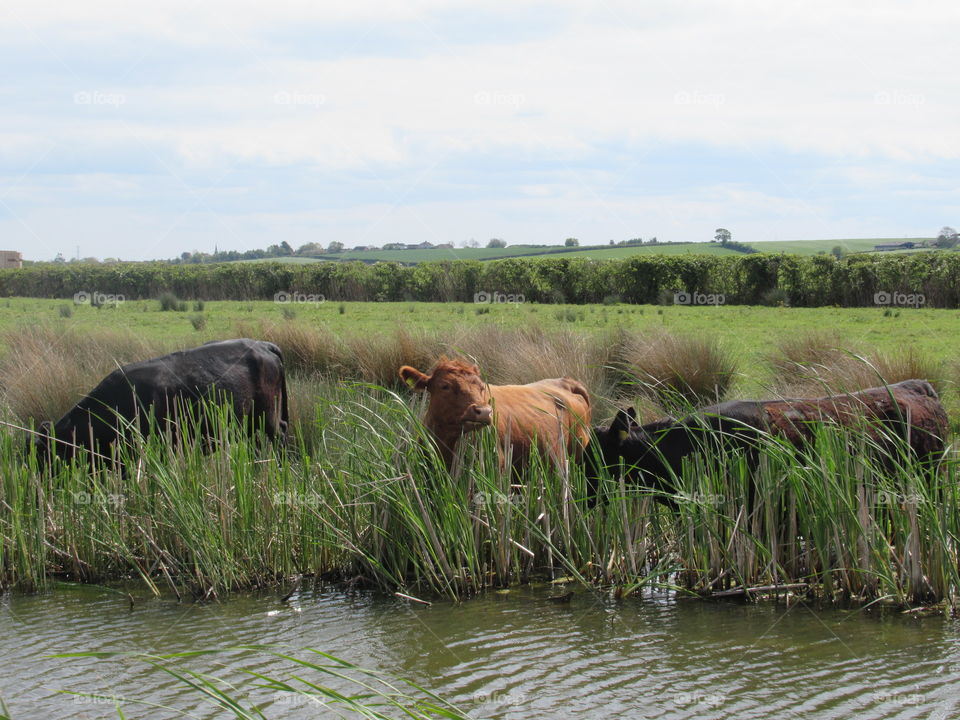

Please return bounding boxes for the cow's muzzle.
[461,404,493,428]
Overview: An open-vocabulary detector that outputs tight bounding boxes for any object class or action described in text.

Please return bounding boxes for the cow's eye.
[440,383,450,391]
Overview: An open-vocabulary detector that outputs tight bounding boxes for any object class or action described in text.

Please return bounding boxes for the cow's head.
[587,407,682,507]
[30,420,54,466]
[586,407,639,500]
[399,358,493,446]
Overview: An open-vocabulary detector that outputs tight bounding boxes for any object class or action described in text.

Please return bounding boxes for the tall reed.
[56,646,471,719]
[3,382,957,608]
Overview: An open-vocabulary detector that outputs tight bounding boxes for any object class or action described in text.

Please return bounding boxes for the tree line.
[3,253,960,307]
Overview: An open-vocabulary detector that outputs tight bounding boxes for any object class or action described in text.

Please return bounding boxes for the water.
[1,584,959,719]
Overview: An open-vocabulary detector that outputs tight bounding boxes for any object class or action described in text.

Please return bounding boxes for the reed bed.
[2,381,958,610]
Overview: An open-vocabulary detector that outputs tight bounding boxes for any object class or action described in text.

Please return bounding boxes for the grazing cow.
[32,339,289,466]
[398,358,592,471]
[587,379,948,505]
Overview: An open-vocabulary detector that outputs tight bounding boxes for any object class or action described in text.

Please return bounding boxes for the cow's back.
[490,377,592,463]
[43,339,287,462]
[750,380,947,457]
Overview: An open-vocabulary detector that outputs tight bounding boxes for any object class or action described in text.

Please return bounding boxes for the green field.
[239,238,936,264]
[3,298,956,400]
[245,242,747,264]
[748,238,932,255]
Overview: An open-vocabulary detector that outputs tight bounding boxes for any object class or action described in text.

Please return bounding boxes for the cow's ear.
[610,407,636,442]
[38,420,52,436]
[399,366,430,391]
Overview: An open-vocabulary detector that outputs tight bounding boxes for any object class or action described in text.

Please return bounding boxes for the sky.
[1,1,958,261]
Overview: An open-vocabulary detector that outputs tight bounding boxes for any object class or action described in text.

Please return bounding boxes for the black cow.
[32,338,289,467]
[587,379,949,506]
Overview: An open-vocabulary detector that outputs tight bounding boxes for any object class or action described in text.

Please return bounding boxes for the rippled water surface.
[1,584,959,718]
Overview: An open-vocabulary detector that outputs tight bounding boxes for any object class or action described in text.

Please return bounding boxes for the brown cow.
[399,357,592,471]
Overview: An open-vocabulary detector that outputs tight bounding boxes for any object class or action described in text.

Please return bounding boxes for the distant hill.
[240,242,745,264]
[747,238,933,255]
[234,237,939,265]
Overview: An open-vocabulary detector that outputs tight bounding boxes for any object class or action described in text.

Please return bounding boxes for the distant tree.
[487,238,507,248]
[935,226,958,248]
[53,253,66,263]
[715,228,732,244]
[831,245,845,258]
[466,238,479,248]
[609,239,615,245]
[297,242,324,255]
[327,241,345,253]
[280,241,294,255]
[564,238,579,247]
[647,237,658,245]
[181,251,192,261]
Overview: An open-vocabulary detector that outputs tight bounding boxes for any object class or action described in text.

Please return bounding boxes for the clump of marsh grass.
[769,331,944,396]
[609,329,738,406]
[768,330,865,394]
[235,320,348,377]
[870,347,946,394]
[344,327,445,387]
[448,324,613,395]
[158,292,187,312]
[0,325,168,423]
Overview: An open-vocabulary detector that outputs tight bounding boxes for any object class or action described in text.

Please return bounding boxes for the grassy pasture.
[3,298,956,398]
[749,237,932,255]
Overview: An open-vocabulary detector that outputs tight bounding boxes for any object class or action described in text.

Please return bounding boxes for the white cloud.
[1,0,958,257]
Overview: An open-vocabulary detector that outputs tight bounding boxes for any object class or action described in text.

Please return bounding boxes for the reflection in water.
[1,584,958,719]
